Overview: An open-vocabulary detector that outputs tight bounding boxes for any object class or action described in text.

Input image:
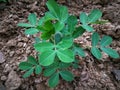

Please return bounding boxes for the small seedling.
[18,0,119,88]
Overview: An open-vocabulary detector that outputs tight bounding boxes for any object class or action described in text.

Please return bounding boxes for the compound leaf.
[100,36,112,46]
[57,49,74,63]
[101,47,119,58]
[23,68,34,78]
[60,70,74,81]
[91,47,102,59]
[92,32,100,46]
[39,50,56,66]
[48,73,59,88]
[19,62,33,70]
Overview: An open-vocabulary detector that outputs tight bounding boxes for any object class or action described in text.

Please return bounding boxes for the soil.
[0,0,120,90]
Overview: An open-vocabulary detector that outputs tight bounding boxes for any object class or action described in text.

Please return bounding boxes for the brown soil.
[0,0,120,90]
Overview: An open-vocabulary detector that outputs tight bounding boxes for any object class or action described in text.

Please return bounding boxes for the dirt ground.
[0,0,120,90]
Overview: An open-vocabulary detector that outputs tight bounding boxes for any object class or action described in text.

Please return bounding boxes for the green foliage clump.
[18,0,119,88]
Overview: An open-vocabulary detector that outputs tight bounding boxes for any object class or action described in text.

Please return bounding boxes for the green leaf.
[80,12,88,25]
[59,5,68,22]
[101,47,119,58]
[44,12,57,22]
[28,13,37,26]
[35,65,42,74]
[23,68,34,78]
[38,17,45,26]
[45,60,59,69]
[60,70,74,81]
[17,23,34,28]
[59,62,71,69]
[38,20,55,40]
[82,25,94,32]
[19,62,33,70]
[55,32,63,44]
[37,20,55,34]
[39,50,56,66]
[92,32,100,46]
[27,56,37,65]
[41,30,54,40]
[42,21,54,31]
[48,73,59,88]
[88,9,102,23]
[73,47,85,57]
[34,42,54,53]
[100,36,112,46]
[57,38,73,50]
[73,59,79,69]
[46,0,60,19]
[72,63,79,69]
[91,47,102,59]
[43,68,56,77]
[67,15,77,32]
[46,0,68,22]
[74,59,79,63]
[73,26,85,38]
[54,21,64,31]
[61,25,70,36]
[24,28,39,35]
[57,49,74,63]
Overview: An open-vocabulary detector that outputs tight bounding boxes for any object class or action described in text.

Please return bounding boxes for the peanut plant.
[18,0,119,88]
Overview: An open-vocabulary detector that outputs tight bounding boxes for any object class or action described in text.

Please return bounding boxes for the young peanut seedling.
[18,0,119,87]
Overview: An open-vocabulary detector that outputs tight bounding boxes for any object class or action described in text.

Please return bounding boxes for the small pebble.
[9,51,15,57]
[112,70,120,81]
[17,42,23,47]
[0,52,5,63]
[1,76,7,81]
